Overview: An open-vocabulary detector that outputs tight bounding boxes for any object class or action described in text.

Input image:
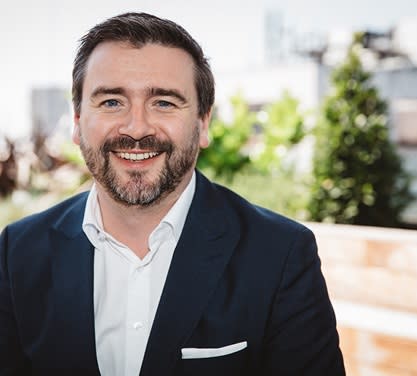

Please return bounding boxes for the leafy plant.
[308,33,413,227]
[197,94,254,180]
[253,92,305,174]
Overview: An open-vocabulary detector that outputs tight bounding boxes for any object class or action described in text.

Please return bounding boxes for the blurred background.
[1,1,417,374]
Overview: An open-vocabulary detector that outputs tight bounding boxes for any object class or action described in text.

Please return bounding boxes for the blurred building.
[214,12,417,224]
[31,88,72,140]
[216,13,417,143]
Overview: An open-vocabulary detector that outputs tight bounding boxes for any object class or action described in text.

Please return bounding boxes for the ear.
[198,108,212,149]
[72,112,81,145]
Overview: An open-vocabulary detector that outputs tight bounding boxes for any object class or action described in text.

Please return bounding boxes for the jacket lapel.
[140,172,241,376]
[49,193,100,373]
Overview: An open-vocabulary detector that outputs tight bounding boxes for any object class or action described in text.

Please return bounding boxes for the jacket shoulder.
[211,181,311,236]
[5,191,89,238]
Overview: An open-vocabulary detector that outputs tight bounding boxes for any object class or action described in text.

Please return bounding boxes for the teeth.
[117,152,159,161]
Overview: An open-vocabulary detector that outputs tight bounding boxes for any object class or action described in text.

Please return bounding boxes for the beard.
[79,127,200,207]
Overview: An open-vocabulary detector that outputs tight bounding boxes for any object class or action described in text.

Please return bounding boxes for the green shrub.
[197,94,253,181]
[252,92,305,174]
[308,34,413,227]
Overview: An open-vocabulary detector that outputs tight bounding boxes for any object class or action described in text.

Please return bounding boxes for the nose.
[118,102,156,140]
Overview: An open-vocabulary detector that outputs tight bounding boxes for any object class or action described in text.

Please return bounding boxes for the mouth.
[114,151,161,161]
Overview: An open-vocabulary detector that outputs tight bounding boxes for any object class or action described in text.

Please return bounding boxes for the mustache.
[102,135,173,154]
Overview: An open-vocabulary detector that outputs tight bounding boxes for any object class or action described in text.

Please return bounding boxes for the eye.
[102,99,121,108]
[155,100,175,109]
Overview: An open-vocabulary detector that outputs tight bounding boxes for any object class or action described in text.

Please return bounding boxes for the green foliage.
[197,94,253,180]
[252,92,305,174]
[197,91,309,218]
[198,91,307,182]
[204,168,310,220]
[60,141,86,167]
[308,38,413,227]
[196,91,310,220]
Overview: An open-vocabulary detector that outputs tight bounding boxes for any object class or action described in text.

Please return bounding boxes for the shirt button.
[98,233,107,242]
[133,321,144,330]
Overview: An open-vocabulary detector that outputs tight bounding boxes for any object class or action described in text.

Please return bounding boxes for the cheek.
[76,113,110,144]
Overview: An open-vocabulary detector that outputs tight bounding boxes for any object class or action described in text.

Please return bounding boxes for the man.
[0,12,345,376]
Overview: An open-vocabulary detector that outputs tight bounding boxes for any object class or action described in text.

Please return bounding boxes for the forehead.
[83,41,197,96]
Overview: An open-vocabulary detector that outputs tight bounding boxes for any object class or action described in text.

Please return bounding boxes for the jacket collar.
[49,192,100,372]
[140,171,241,376]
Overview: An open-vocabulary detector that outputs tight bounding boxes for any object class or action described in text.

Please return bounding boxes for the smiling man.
[0,12,345,376]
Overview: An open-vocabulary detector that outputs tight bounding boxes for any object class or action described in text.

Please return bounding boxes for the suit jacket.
[0,171,345,375]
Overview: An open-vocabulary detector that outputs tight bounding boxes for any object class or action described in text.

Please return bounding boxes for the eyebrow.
[90,86,126,100]
[148,87,187,104]
[89,85,188,104]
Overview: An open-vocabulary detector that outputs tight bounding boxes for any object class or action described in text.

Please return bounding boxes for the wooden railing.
[306,222,417,376]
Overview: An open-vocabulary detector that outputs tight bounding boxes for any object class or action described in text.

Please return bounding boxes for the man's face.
[73,42,210,207]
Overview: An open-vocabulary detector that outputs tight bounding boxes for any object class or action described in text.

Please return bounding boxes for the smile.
[115,151,160,161]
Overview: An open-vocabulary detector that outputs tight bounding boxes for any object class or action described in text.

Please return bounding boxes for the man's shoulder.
[198,175,317,268]
[202,175,310,237]
[5,191,89,236]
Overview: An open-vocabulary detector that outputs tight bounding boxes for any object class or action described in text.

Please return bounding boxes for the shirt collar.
[161,171,196,242]
[82,183,103,233]
[82,171,196,244]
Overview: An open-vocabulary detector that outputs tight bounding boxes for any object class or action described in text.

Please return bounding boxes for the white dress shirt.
[82,173,196,376]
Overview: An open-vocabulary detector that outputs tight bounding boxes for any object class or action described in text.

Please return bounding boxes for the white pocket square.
[181,341,247,359]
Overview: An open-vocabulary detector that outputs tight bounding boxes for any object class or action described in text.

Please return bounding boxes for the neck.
[94,171,193,257]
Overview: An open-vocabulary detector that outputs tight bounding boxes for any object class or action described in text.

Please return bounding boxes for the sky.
[1,0,417,138]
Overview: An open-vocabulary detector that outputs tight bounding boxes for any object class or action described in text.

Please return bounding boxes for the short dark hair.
[72,12,215,117]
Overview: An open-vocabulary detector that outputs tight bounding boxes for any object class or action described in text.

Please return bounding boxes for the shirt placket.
[124,263,150,376]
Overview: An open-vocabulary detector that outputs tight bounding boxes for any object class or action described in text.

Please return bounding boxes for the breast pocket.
[181,341,247,359]
[176,342,249,376]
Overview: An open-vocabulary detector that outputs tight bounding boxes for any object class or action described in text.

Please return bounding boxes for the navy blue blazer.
[0,171,344,375]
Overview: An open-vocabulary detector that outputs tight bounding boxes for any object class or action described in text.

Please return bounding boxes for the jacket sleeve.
[262,227,345,375]
[0,227,30,375]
